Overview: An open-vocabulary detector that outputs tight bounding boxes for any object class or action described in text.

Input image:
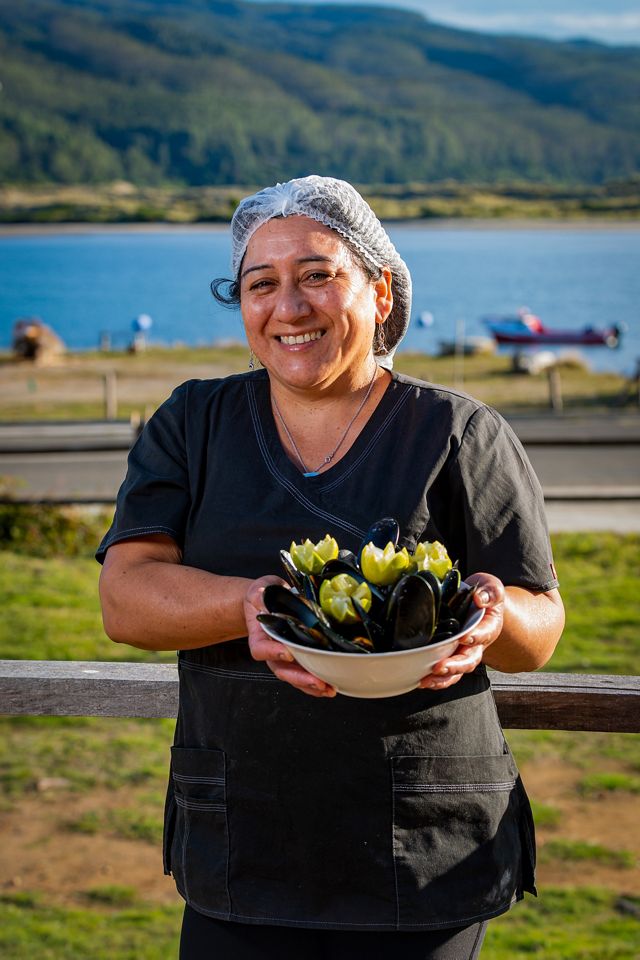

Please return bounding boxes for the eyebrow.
[240,255,334,280]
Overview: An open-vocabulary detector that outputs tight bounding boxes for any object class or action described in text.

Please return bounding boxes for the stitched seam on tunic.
[101,525,180,549]
[182,805,191,903]
[176,891,518,928]
[223,753,232,915]
[247,380,366,539]
[175,797,226,812]
[390,762,401,930]
[316,386,412,492]
[180,660,277,682]
[393,780,516,793]
[172,774,225,785]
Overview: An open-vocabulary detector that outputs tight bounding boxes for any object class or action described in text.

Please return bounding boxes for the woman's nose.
[273,281,312,323]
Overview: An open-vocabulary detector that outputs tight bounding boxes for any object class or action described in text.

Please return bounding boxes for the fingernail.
[310,682,326,691]
[479,590,490,604]
[278,651,293,662]
[435,666,449,676]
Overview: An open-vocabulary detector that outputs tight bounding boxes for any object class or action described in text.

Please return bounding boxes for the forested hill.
[1,0,639,186]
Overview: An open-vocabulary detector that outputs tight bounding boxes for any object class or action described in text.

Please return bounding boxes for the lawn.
[0,526,638,958]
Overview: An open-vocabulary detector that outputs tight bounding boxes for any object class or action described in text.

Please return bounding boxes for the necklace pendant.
[303,470,320,478]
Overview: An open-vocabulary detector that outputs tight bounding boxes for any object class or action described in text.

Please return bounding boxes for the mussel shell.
[386,573,437,651]
[262,584,329,629]
[279,549,304,590]
[358,517,400,558]
[449,583,479,624]
[440,568,462,607]
[352,597,388,652]
[256,612,301,644]
[414,569,442,622]
[257,612,330,650]
[279,550,319,602]
[337,548,358,565]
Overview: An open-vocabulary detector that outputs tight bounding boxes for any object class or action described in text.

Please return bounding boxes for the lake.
[1,223,638,375]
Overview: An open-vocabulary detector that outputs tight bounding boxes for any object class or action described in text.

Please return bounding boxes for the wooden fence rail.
[0,661,638,733]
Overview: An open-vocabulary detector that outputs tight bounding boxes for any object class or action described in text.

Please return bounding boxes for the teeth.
[279,330,324,345]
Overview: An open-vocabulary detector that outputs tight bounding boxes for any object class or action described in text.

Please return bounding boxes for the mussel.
[358,517,399,557]
[266,518,479,658]
[386,573,437,651]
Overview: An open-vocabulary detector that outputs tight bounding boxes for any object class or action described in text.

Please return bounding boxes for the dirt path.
[2,759,638,908]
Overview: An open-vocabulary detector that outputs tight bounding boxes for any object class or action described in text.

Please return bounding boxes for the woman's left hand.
[419,572,504,691]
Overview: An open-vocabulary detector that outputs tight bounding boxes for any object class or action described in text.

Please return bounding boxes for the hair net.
[230,175,412,368]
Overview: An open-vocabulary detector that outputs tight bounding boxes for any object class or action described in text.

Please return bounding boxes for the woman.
[98,176,565,959]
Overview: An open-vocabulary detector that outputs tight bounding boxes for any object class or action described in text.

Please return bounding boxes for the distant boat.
[483,307,622,348]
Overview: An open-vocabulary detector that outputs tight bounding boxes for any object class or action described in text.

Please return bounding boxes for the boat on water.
[483,307,622,348]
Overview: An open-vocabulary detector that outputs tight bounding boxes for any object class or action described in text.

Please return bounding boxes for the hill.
[1,0,639,186]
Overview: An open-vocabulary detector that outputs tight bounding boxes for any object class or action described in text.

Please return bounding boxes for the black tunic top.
[97,369,558,931]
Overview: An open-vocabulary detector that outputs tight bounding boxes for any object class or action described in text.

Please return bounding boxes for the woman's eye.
[249,278,274,291]
[305,271,331,283]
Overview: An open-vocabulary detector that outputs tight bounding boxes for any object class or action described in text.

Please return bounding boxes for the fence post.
[103,371,118,420]
[547,364,563,413]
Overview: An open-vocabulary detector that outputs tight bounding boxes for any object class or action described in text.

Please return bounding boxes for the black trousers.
[180,905,487,959]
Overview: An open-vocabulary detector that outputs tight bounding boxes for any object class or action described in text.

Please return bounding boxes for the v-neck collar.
[246,369,411,495]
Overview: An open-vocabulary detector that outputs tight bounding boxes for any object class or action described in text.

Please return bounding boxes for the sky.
[266,1,640,45]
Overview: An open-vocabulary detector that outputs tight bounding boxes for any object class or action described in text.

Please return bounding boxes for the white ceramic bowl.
[259,605,485,699]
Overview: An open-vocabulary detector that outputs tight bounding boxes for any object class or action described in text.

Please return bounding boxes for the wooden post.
[103,371,118,420]
[547,364,563,413]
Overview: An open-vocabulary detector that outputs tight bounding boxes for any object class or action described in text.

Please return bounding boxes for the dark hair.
[211,276,241,308]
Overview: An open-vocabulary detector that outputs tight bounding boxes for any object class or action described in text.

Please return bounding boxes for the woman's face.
[239,215,392,393]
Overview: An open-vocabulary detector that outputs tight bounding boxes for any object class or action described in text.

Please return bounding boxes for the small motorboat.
[483,307,622,348]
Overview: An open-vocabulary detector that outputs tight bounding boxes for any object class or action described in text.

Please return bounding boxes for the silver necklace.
[272,367,378,478]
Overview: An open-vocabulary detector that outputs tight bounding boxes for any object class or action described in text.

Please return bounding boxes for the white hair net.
[230,175,412,368]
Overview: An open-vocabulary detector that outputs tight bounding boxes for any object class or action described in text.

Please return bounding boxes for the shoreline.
[1,217,639,237]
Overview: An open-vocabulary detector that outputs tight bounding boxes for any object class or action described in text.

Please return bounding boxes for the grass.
[540,841,636,870]
[0,895,181,960]
[0,528,638,957]
[0,888,638,959]
[1,530,638,671]
[0,346,634,421]
[578,773,640,797]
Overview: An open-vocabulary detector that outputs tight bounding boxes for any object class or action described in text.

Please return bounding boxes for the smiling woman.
[97,175,564,960]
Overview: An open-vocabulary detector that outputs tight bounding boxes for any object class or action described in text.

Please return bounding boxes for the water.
[1,224,638,374]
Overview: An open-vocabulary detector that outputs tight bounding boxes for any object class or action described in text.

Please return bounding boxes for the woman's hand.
[419,572,504,691]
[244,577,337,699]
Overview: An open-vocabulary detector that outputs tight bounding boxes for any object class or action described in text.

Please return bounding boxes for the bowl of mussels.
[257,517,484,698]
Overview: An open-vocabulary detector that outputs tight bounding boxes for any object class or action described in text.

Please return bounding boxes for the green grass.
[0,895,181,960]
[0,346,634,421]
[540,840,636,870]
[578,773,640,797]
[0,530,638,671]
[546,533,640,676]
[485,888,640,959]
[0,716,173,801]
[0,888,637,959]
[529,800,562,829]
[0,530,638,956]
[66,805,164,845]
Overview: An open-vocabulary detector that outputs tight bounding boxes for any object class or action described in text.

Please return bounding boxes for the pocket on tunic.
[391,753,525,927]
[169,746,230,914]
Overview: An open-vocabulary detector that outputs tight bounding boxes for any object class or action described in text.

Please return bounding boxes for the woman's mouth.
[278,330,325,345]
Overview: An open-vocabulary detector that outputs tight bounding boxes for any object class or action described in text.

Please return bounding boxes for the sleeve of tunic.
[444,404,559,592]
[95,383,190,563]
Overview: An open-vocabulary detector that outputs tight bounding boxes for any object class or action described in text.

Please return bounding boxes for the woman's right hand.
[244,577,336,698]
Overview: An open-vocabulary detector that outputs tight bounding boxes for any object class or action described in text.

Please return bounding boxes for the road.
[1,442,638,532]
